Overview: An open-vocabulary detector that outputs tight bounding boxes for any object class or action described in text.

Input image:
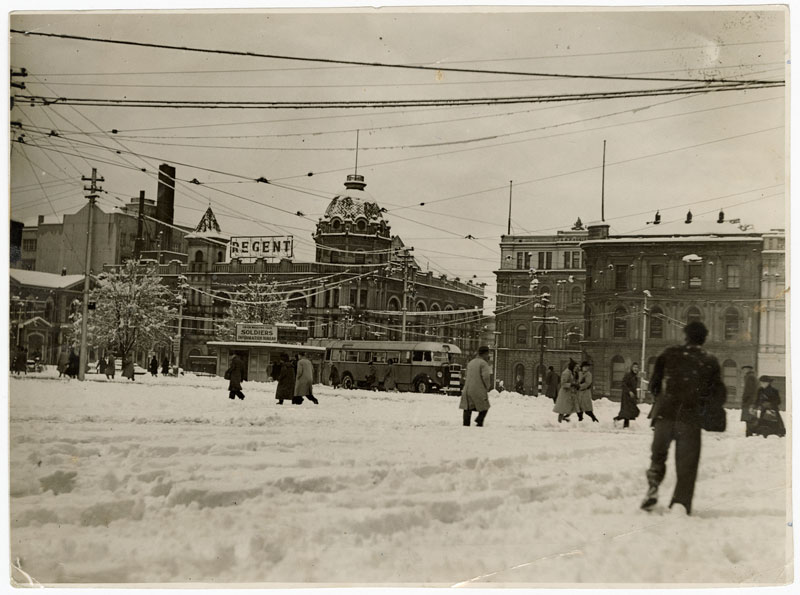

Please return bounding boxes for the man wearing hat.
[576,361,599,422]
[739,365,759,437]
[641,321,725,515]
[460,346,493,427]
[753,375,786,438]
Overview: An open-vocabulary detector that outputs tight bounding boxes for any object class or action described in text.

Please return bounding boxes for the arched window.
[415,301,427,312]
[194,250,204,263]
[723,359,738,398]
[611,355,626,390]
[216,251,224,263]
[724,308,740,340]
[516,324,528,346]
[430,303,441,311]
[513,363,525,393]
[387,297,401,311]
[649,306,664,339]
[613,307,628,338]
[570,285,582,305]
[356,219,367,232]
[686,306,702,325]
[331,218,342,231]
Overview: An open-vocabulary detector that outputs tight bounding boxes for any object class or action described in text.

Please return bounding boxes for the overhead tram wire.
[16,81,784,109]
[10,29,782,85]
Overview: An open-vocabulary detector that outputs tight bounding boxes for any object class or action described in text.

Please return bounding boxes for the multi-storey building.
[580,219,764,407]
[493,222,588,394]
[758,229,787,401]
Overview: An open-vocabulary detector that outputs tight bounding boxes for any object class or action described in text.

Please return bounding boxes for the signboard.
[235,323,278,343]
[228,236,293,262]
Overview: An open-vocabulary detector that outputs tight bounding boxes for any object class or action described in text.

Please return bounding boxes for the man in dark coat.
[614,363,641,428]
[161,356,171,376]
[66,348,80,379]
[544,366,559,401]
[641,321,724,515]
[753,376,785,438]
[739,366,759,437]
[149,355,159,377]
[275,353,294,405]
[105,354,116,380]
[226,353,246,400]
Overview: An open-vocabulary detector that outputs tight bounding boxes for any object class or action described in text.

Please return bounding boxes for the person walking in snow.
[225,353,246,401]
[460,346,492,427]
[641,321,724,515]
[275,353,294,405]
[96,356,107,376]
[293,352,318,405]
[57,347,70,378]
[545,366,559,402]
[383,359,397,392]
[161,356,171,376]
[328,364,341,389]
[739,366,759,437]
[576,361,599,422]
[66,348,80,379]
[752,376,785,438]
[553,360,578,423]
[122,356,135,381]
[614,363,640,428]
[149,355,159,377]
[105,353,116,380]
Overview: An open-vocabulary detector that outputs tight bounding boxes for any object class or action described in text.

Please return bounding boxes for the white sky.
[8,4,787,313]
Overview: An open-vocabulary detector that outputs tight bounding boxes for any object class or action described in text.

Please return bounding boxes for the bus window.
[373,351,387,363]
[400,351,412,364]
[358,351,373,363]
[432,351,449,363]
[331,349,342,362]
[387,351,400,364]
[413,351,432,362]
[345,350,359,362]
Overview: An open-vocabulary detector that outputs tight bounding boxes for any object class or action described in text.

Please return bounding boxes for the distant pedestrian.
[366,360,379,391]
[57,347,69,378]
[553,360,579,423]
[460,346,492,427]
[293,351,318,404]
[12,347,27,376]
[641,321,724,515]
[66,348,79,379]
[545,366,559,402]
[275,353,294,405]
[149,355,159,377]
[383,359,397,391]
[225,353,246,400]
[514,374,524,394]
[96,356,107,376]
[161,356,170,376]
[576,361,599,422]
[105,353,116,380]
[753,376,785,438]
[329,364,340,389]
[739,366,759,437]
[122,356,135,381]
[614,363,641,428]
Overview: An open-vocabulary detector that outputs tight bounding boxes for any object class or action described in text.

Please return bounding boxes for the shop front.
[206,341,325,383]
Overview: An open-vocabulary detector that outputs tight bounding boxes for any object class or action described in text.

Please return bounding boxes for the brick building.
[580,219,764,406]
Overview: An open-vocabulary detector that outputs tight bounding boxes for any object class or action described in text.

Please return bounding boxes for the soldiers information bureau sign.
[228,236,293,262]
[235,323,278,343]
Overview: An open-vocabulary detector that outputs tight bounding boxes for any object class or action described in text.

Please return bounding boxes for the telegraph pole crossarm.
[77,168,104,381]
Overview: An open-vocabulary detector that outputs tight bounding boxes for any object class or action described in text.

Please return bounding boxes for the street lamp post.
[640,290,651,400]
[492,330,502,390]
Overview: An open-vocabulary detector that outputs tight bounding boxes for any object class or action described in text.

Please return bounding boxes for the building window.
[564,251,581,269]
[536,324,549,347]
[614,264,628,290]
[570,285,582,305]
[194,250,204,263]
[356,219,367,232]
[611,355,626,389]
[22,239,37,252]
[516,324,528,346]
[563,252,571,269]
[726,265,741,289]
[359,289,368,308]
[687,264,703,289]
[650,264,665,289]
[537,251,552,270]
[724,308,740,340]
[516,252,524,269]
[649,306,664,339]
[566,324,581,347]
[613,307,628,338]
[723,359,738,398]
[686,306,702,325]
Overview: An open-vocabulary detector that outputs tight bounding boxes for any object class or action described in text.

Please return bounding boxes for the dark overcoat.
[226,356,246,391]
[618,370,641,420]
[754,385,785,437]
[740,372,759,423]
[275,362,295,400]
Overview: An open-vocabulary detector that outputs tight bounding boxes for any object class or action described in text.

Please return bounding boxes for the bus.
[309,340,463,395]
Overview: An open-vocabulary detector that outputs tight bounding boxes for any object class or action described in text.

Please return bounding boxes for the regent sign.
[235,323,278,343]
[228,236,294,261]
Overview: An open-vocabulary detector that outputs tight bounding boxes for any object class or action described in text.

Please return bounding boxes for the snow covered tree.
[215,276,290,340]
[71,260,178,360]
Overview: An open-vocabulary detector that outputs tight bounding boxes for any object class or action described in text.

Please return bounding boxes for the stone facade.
[758,230,787,402]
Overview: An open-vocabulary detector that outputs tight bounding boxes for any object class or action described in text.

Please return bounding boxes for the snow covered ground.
[8,370,792,586]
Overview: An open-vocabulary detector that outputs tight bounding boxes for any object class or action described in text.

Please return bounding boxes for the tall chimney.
[156,164,176,250]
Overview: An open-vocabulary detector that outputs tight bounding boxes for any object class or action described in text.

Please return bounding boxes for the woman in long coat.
[161,356,171,376]
[105,354,116,380]
[275,353,294,405]
[293,352,318,404]
[149,355,159,377]
[66,348,80,379]
[553,360,578,423]
[614,363,641,428]
[226,353,246,400]
[753,376,785,438]
[545,366,559,401]
[122,356,135,381]
[576,362,599,422]
[383,359,397,391]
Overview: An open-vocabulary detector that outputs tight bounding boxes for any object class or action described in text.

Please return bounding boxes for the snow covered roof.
[22,214,63,227]
[9,269,85,289]
[323,174,384,222]
[581,236,763,247]
[206,342,326,351]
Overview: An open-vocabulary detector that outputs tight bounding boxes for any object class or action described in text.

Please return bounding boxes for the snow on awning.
[681,254,703,262]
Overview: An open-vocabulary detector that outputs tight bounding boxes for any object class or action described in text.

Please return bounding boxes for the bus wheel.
[414,377,429,393]
[341,373,354,390]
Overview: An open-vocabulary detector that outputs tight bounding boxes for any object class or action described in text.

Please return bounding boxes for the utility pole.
[506,180,513,235]
[174,276,186,375]
[534,288,557,396]
[640,290,651,400]
[134,190,145,259]
[492,330,502,390]
[601,140,607,222]
[78,167,104,381]
[400,248,411,341]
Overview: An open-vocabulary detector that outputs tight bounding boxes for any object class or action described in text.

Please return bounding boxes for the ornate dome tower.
[314,174,392,265]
